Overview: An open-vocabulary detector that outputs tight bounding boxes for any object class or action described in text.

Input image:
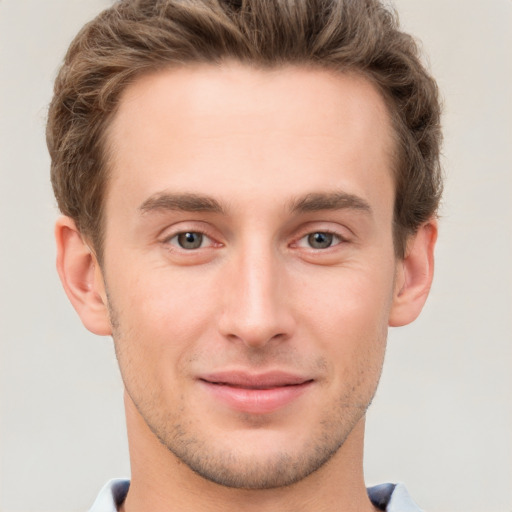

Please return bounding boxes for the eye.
[297,231,343,249]
[168,231,210,250]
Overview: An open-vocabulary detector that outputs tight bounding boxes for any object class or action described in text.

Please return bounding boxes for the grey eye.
[176,232,204,249]
[307,232,334,249]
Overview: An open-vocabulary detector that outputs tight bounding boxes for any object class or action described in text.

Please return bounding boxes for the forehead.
[105,63,395,215]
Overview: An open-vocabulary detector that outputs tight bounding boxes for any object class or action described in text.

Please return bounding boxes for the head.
[49,0,441,494]
[48,0,442,263]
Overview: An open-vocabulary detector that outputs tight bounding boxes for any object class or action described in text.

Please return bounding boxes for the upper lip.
[198,371,313,389]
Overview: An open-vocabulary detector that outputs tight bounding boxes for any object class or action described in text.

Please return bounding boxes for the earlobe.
[55,216,112,336]
[388,220,438,327]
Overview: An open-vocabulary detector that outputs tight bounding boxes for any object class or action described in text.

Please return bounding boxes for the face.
[101,64,399,488]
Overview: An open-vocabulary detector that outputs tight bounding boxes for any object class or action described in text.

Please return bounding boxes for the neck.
[121,393,377,512]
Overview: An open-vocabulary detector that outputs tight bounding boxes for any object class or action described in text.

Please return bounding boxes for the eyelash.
[163,230,218,250]
[162,229,347,253]
[293,230,347,250]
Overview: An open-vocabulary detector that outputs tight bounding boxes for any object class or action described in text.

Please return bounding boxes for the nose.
[217,241,296,349]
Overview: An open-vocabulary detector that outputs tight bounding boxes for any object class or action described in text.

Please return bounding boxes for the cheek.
[297,265,393,382]
[107,266,217,381]
[111,258,214,328]
[298,261,395,332]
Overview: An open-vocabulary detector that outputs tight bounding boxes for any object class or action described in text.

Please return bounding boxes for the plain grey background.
[0,1,511,511]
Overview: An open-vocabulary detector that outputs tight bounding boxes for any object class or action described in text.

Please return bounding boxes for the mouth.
[198,371,314,414]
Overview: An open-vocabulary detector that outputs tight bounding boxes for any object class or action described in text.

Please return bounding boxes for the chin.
[150,412,360,490]
[172,443,340,489]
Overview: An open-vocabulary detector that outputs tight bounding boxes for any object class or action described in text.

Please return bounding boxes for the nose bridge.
[218,235,293,347]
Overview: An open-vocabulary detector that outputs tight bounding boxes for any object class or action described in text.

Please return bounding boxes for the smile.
[198,371,314,414]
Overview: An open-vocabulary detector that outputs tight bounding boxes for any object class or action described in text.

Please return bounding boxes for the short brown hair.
[47,0,442,259]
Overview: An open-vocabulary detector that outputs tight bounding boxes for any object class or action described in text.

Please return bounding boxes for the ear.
[55,216,112,336]
[389,219,438,327]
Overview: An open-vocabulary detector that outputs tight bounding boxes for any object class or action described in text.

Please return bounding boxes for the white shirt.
[88,478,424,511]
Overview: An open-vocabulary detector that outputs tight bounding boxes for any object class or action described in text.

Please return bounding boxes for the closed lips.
[198,372,313,388]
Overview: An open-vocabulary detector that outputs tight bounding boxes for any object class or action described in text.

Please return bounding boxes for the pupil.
[178,232,202,249]
[308,232,333,249]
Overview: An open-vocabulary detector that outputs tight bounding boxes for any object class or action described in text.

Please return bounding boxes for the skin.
[56,64,437,512]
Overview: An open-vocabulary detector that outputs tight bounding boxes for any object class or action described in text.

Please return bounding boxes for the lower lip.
[200,380,313,414]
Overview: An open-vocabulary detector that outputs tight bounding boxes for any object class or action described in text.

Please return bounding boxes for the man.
[47,0,442,510]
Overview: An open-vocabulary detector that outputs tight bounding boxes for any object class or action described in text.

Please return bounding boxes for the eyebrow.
[139,192,225,214]
[289,192,372,215]
[139,190,371,216]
